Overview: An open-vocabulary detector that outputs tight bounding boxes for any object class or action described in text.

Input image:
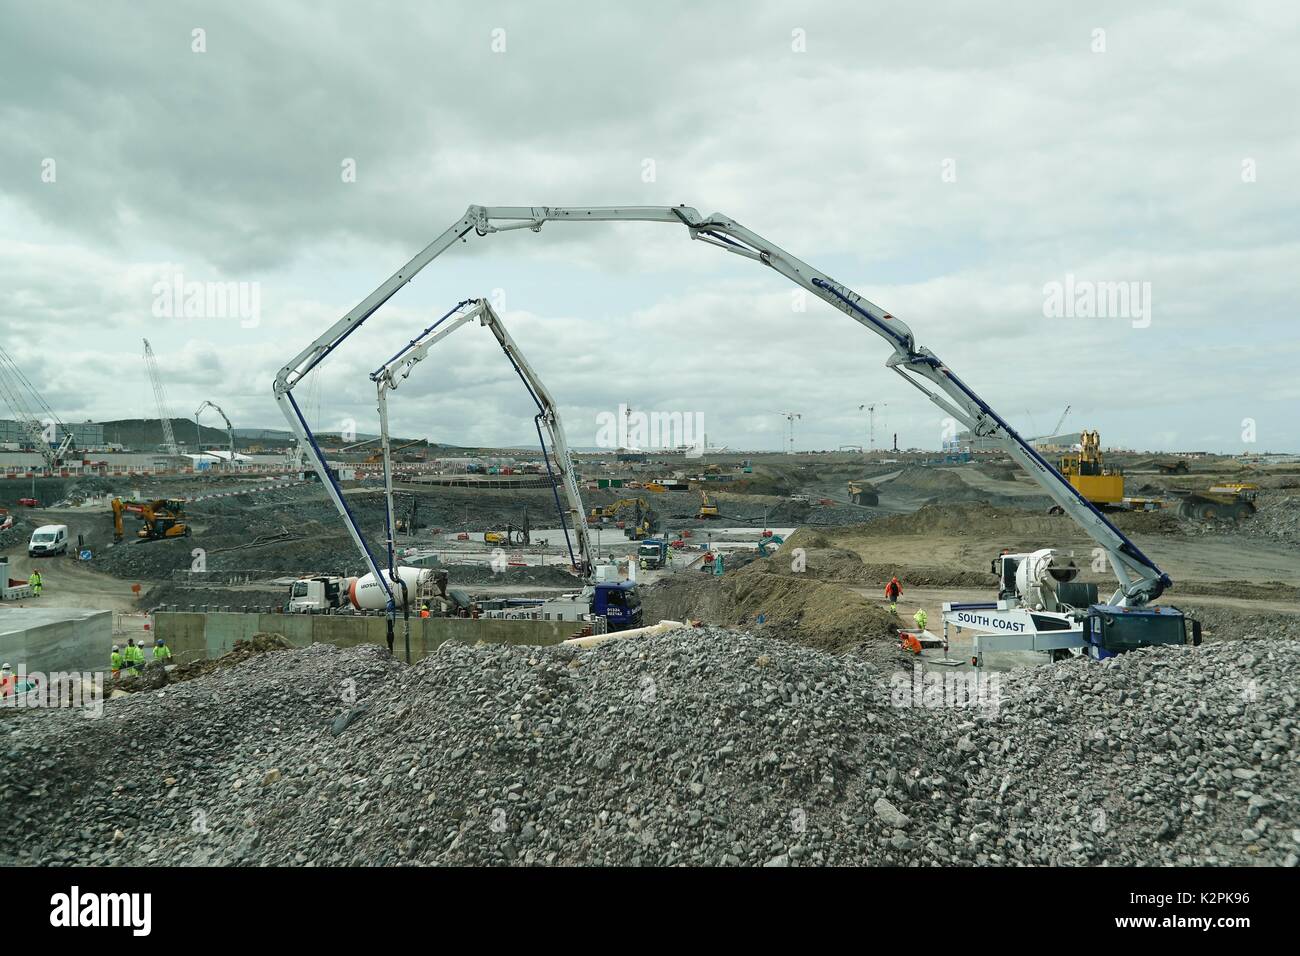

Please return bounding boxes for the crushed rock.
[3,627,1296,867]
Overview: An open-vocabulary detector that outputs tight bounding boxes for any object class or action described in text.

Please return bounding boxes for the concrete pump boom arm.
[370,298,594,581]
[194,400,235,462]
[275,204,1169,606]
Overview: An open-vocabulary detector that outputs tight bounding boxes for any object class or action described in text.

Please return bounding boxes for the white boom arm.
[371,298,594,585]
[194,400,235,467]
[275,205,1170,606]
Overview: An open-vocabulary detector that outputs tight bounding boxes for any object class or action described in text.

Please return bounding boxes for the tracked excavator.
[111,498,190,542]
[274,202,1197,664]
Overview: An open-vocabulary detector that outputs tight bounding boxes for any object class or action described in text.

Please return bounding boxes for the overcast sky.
[1,1,1296,454]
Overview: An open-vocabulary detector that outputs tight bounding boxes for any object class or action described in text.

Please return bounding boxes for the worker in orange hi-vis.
[884,575,902,612]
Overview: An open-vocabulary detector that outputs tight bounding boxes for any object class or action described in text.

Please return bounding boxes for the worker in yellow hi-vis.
[913,608,928,632]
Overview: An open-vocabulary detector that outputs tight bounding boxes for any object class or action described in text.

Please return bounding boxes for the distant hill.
[96,419,465,453]
[99,419,231,450]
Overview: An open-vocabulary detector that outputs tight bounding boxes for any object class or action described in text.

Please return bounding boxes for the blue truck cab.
[591,581,643,631]
[1085,604,1201,660]
[637,538,668,569]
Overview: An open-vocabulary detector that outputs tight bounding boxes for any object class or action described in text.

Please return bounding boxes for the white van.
[29,524,69,557]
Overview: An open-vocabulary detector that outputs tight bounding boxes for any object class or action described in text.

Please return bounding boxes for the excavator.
[589,497,659,539]
[111,498,190,542]
[1057,430,1125,506]
[275,202,1200,664]
[365,439,424,464]
[695,490,721,520]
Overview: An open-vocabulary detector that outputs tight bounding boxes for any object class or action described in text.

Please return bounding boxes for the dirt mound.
[888,465,967,492]
[762,536,995,589]
[1110,509,1185,535]
[640,564,898,653]
[822,502,1060,538]
[977,463,1019,482]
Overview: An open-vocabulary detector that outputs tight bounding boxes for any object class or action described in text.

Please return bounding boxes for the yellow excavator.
[588,497,659,539]
[111,498,190,542]
[1057,430,1125,506]
[696,490,720,520]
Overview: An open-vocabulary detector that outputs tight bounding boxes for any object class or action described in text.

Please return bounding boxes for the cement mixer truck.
[288,567,449,614]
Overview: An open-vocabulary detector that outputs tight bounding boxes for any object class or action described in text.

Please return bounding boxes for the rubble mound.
[3,631,1297,867]
[113,633,294,693]
[1239,493,1300,549]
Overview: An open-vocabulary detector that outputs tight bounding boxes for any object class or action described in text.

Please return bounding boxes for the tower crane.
[194,401,235,469]
[142,339,180,455]
[275,202,1195,663]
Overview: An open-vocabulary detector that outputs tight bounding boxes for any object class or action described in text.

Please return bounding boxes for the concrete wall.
[155,611,586,663]
[0,608,112,673]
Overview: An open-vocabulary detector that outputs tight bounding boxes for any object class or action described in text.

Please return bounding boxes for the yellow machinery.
[1179,483,1258,521]
[588,497,658,538]
[696,490,720,520]
[111,497,190,542]
[847,480,879,506]
[1057,430,1124,506]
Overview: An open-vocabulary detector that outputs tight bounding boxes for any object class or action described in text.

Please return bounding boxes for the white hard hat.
[112,644,120,651]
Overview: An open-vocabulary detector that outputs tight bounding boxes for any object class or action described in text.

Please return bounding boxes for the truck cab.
[287,575,351,613]
[637,539,668,570]
[1085,604,1200,659]
[590,581,642,631]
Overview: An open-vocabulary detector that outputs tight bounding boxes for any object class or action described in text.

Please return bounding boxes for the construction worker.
[123,638,143,675]
[28,569,42,596]
[884,575,902,612]
[110,644,124,679]
[419,603,430,620]
[913,608,928,632]
[152,638,172,663]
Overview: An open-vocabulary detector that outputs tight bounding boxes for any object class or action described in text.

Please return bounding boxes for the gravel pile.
[1240,493,1300,548]
[2,628,1296,867]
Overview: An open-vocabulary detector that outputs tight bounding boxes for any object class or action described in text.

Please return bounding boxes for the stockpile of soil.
[888,466,968,494]
[762,536,994,589]
[821,502,1062,539]
[1110,510,1185,535]
[640,562,899,653]
[977,463,1019,482]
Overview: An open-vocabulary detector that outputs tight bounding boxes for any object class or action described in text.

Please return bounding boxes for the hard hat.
[112,644,120,651]
[156,637,165,644]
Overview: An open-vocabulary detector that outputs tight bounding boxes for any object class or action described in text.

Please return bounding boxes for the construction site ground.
[2,451,1297,866]
[1,452,1295,637]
